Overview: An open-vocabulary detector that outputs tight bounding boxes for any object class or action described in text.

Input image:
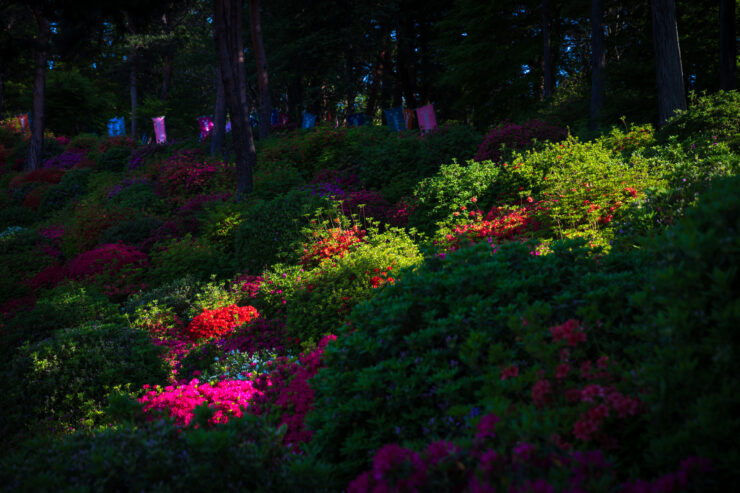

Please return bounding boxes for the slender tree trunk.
[211,66,226,155]
[215,0,256,199]
[589,0,605,130]
[26,9,49,172]
[0,66,4,117]
[249,0,270,139]
[161,13,174,101]
[719,0,736,90]
[650,0,686,126]
[542,0,553,98]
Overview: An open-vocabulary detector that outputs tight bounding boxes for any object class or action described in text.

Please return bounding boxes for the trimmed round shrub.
[2,323,168,440]
[99,217,165,249]
[98,145,132,171]
[38,168,92,215]
[657,90,740,150]
[149,234,234,286]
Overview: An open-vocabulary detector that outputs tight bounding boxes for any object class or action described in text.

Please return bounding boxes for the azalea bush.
[308,239,650,482]
[475,119,568,163]
[183,304,260,341]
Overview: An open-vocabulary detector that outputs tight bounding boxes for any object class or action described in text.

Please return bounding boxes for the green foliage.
[2,323,168,440]
[234,190,331,274]
[252,163,309,200]
[308,239,650,481]
[38,168,92,216]
[285,226,422,345]
[0,205,37,229]
[149,234,234,286]
[98,145,133,172]
[0,416,332,492]
[99,216,164,247]
[657,90,740,151]
[45,70,112,136]
[409,159,502,234]
[633,175,740,487]
[108,182,166,214]
[200,200,248,252]
[67,133,100,152]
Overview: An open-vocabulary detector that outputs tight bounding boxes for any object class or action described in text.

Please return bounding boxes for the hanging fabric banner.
[225,120,232,133]
[142,134,148,145]
[270,108,279,127]
[250,113,259,128]
[415,104,438,134]
[152,116,167,144]
[107,117,125,137]
[279,112,291,127]
[383,107,405,132]
[347,113,368,127]
[197,116,214,140]
[302,112,317,129]
[17,113,30,133]
[403,108,416,130]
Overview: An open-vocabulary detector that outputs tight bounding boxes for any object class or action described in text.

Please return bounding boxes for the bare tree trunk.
[589,0,605,130]
[651,0,686,126]
[542,0,553,98]
[249,0,270,139]
[211,66,226,155]
[26,8,49,172]
[719,0,736,90]
[215,0,256,199]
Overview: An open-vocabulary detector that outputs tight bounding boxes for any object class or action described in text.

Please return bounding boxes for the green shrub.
[122,276,202,321]
[284,226,422,344]
[67,133,100,152]
[0,416,331,492]
[38,168,92,216]
[252,162,308,200]
[98,145,132,172]
[108,182,166,214]
[308,239,650,481]
[409,159,502,234]
[99,216,164,247]
[200,200,248,252]
[0,205,37,229]
[150,235,235,286]
[234,190,331,274]
[657,90,740,151]
[632,175,740,487]
[2,322,168,440]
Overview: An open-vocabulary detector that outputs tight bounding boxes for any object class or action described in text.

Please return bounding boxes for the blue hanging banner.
[347,113,368,127]
[383,107,406,132]
[107,117,125,137]
[141,133,148,145]
[302,112,317,129]
[250,112,259,128]
[270,108,279,126]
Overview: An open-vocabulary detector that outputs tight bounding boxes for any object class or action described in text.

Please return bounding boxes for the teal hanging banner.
[383,107,405,132]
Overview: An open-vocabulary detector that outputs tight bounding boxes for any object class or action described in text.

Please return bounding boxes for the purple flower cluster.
[42,150,87,169]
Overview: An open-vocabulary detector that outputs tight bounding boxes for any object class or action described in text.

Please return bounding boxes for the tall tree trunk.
[249,0,270,139]
[26,8,49,172]
[542,0,553,98]
[719,0,736,90]
[589,0,605,130]
[215,0,256,199]
[161,12,174,101]
[0,66,4,117]
[650,0,686,126]
[211,66,226,155]
[130,48,138,139]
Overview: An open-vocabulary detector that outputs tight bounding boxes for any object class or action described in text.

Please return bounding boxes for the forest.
[0,0,739,491]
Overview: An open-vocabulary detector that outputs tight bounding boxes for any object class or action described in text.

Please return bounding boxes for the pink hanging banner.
[152,116,167,144]
[197,116,214,140]
[403,108,416,130]
[415,104,437,134]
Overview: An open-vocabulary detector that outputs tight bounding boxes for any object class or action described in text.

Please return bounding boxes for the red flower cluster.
[301,226,367,268]
[550,319,586,346]
[157,150,234,200]
[475,119,567,163]
[442,204,541,252]
[184,304,260,341]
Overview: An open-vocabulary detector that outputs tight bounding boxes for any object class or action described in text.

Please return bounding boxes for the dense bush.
[2,323,168,440]
[98,145,133,171]
[475,119,568,163]
[657,90,740,150]
[632,175,740,487]
[234,190,331,274]
[38,168,92,216]
[99,217,165,249]
[0,416,331,492]
[149,235,234,286]
[285,225,422,345]
[308,239,650,482]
